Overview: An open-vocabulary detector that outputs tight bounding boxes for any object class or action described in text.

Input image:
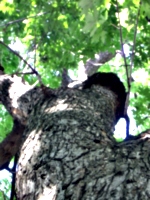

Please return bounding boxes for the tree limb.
[84,52,115,76]
[0,40,43,86]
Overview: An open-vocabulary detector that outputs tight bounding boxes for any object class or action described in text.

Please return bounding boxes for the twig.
[116,0,131,120]
[0,40,43,86]
[116,0,130,91]
[0,11,51,28]
[126,1,141,118]
[115,0,141,138]
[34,30,37,69]
[15,72,35,75]
[130,1,141,77]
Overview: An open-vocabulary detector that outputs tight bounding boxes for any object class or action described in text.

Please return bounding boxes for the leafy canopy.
[0,0,150,136]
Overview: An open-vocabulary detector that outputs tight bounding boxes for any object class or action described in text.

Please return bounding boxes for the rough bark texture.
[0,74,150,200]
[15,86,150,200]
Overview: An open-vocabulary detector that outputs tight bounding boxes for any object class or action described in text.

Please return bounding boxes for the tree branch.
[116,0,130,91]
[84,52,115,76]
[0,119,25,169]
[130,0,141,74]
[0,40,43,86]
[0,11,51,28]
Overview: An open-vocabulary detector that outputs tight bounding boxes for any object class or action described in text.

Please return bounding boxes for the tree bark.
[15,86,150,200]
[0,74,150,200]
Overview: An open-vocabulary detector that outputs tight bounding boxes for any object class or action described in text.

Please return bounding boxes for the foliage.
[0,175,11,200]
[0,105,13,142]
[0,0,150,151]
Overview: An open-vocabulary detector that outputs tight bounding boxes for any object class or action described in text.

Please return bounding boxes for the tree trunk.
[15,86,150,200]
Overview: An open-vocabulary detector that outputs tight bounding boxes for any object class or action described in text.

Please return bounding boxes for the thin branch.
[0,40,43,85]
[126,0,141,117]
[15,72,35,75]
[116,0,130,91]
[34,31,37,69]
[130,1,141,77]
[116,0,141,119]
[116,0,131,121]
[0,11,51,28]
